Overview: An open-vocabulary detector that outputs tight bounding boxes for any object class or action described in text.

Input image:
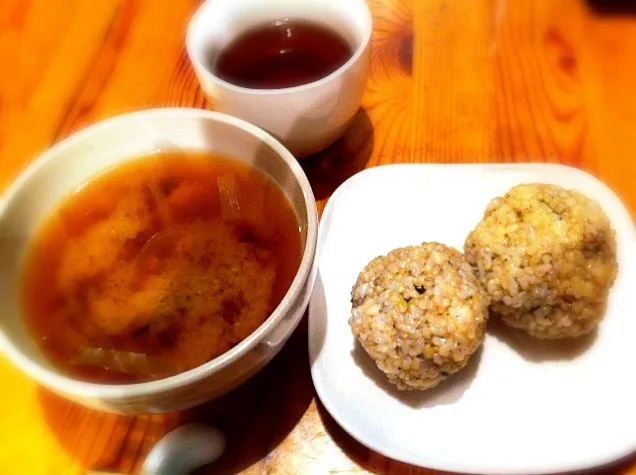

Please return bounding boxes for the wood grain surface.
[1,0,635,473]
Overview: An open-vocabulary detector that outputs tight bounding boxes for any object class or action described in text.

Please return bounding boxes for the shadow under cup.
[186,0,372,158]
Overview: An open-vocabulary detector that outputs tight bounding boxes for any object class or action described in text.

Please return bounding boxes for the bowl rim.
[0,107,318,399]
[185,0,373,96]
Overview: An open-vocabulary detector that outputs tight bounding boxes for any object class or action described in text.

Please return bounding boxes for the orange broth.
[21,152,303,384]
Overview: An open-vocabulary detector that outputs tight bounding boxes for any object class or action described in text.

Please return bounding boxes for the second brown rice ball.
[350,242,489,391]
[464,183,618,339]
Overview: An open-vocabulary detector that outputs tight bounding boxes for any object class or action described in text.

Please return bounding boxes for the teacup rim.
[185,0,373,96]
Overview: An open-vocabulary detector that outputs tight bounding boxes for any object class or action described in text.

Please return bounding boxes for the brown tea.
[212,19,354,89]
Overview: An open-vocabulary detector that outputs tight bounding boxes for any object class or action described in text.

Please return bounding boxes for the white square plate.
[308,164,636,475]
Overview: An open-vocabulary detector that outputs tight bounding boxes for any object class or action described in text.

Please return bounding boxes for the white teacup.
[186,0,372,158]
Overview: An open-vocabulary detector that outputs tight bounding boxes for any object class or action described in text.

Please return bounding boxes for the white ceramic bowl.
[0,108,318,414]
[186,0,372,158]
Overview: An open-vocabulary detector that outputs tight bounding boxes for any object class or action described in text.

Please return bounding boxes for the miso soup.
[21,152,303,384]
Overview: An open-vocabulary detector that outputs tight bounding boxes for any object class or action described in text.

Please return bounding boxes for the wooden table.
[1,0,635,473]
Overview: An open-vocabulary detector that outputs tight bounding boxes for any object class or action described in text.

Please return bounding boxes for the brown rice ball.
[464,183,618,339]
[349,242,489,391]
